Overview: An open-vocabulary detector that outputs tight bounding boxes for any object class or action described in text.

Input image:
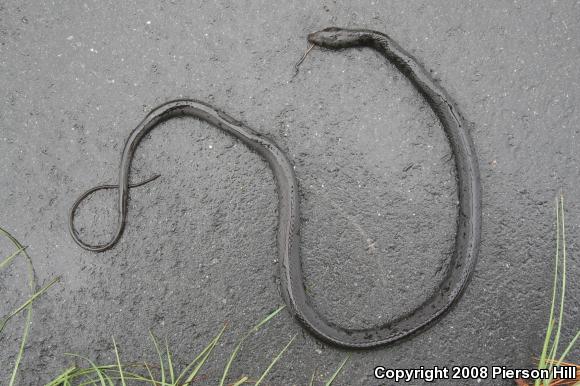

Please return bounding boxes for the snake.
[68,27,481,348]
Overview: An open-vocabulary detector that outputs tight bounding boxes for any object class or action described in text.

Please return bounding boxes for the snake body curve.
[297,27,481,347]
[69,27,481,349]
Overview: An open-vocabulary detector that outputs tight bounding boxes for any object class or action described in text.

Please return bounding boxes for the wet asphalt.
[1,1,579,385]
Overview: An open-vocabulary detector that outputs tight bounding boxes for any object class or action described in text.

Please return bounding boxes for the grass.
[522,195,579,386]
[46,306,349,385]
[1,226,60,386]
[1,226,347,385]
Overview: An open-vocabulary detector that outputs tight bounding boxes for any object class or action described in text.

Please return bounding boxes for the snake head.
[307,27,367,48]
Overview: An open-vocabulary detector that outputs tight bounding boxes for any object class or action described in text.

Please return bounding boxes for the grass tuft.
[46,307,348,385]
[529,195,579,386]
[219,305,285,386]
[1,226,58,386]
[1,229,349,385]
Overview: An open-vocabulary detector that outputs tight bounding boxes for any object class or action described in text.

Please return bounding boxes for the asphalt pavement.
[1,1,579,384]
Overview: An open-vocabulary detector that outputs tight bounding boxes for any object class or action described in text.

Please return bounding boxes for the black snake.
[69,27,481,348]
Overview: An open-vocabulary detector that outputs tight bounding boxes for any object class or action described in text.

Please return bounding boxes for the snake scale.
[69,27,481,348]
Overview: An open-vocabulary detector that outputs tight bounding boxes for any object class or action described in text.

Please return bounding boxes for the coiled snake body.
[69,27,481,348]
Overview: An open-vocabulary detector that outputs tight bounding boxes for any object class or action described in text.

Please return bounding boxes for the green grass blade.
[309,367,317,386]
[165,338,175,384]
[8,296,33,386]
[112,337,126,386]
[219,327,255,386]
[325,355,350,386]
[45,366,76,386]
[64,354,109,386]
[253,305,285,332]
[47,365,159,386]
[149,331,166,384]
[220,307,284,386]
[536,199,561,386]
[0,227,28,257]
[219,336,246,386]
[1,277,60,333]
[232,376,248,386]
[255,334,297,386]
[557,331,579,364]
[176,323,227,384]
[79,368,162,386]
[184,344,216,385]
[0,245,26,270]
[7,278,59,386]
[1,226,38,386]
[144,362,155,384]
[544,197,560,359]
[184,323,227,385]
[547,195,568,385]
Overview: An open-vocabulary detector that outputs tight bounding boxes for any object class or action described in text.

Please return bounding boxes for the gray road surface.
[1,1,579,385]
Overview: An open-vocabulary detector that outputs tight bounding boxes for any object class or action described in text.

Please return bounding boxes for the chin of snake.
[69,27,481,349]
